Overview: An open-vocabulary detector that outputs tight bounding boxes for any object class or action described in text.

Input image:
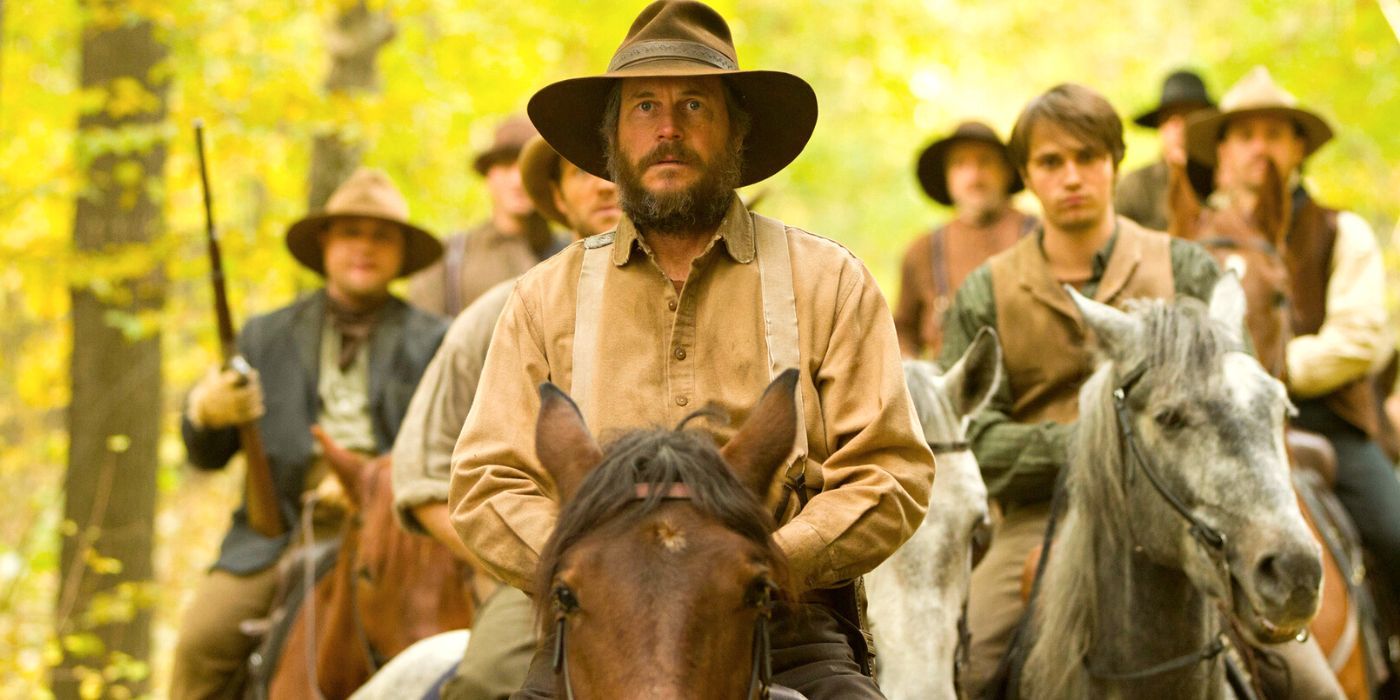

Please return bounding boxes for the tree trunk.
[305,0,396,211]
[53,7,168,698]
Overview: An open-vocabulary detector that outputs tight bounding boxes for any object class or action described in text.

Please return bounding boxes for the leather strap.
[570,232,614,426]
[754,214,809,519]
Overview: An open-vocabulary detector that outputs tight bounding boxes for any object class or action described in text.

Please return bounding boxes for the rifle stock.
[195,122,285,539]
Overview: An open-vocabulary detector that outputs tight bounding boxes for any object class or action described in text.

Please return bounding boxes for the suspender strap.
[753,214,810,518]
[571,232,614,427]
[929,225,950,302]
[444,233,468,317]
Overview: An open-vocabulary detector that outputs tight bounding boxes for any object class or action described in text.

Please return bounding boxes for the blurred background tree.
[1,0,1396,696]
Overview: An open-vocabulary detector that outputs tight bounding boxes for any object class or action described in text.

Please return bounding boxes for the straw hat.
[1185,66,1333,167]
[526,0,817,187]
[915,121,1023,207]
[284,167,442,277]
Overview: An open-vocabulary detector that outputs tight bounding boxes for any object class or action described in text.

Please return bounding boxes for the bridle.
[1084,360,1236,682]
[550,482,779,700]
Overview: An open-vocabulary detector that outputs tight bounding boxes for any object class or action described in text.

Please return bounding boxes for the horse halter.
[550,481,779,700]
[1083,361,1235,682]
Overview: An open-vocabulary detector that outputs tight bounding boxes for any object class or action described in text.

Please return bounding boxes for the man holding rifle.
[172,167,447,698]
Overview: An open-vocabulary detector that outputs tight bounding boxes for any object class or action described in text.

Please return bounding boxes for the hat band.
[608,40,738,72]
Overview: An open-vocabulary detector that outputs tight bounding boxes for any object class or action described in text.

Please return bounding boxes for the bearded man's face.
[609,75,744,235]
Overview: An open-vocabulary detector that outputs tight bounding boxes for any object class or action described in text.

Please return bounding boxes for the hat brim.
[519,139,569,228]
[472,145,525,176]
[1185,106,1333,166]
[527,64,817,187]
[1132,100,1214,129]
[915,135,1024,207]
[285,214,443,278]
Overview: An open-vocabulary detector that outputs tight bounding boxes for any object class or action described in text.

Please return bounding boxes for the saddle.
[1285,428,1337,490]
[246,535,342,698]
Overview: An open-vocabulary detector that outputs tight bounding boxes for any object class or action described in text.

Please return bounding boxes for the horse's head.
[534,371,799,700]
[904,327,1001,570]
[1070,275,1321,644]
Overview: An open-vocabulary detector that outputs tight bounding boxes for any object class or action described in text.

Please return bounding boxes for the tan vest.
[991,218,1175,424]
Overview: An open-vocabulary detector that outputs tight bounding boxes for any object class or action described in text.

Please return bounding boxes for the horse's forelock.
[533,425,790,630]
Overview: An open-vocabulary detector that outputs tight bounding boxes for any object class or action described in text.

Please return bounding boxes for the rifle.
[195,121,286,538]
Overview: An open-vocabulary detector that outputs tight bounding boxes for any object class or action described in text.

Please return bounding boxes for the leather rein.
[551,482,778,700]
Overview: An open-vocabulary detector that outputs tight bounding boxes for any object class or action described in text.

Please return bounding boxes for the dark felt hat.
[519,136,571,227]
[915,121,1023,207]
[1133,69,1215,128]
[527,0,817,187]
[472,115,538,175]
[285,167,442,277]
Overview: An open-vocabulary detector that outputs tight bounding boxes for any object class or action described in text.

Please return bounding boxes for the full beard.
[609,139,743,237]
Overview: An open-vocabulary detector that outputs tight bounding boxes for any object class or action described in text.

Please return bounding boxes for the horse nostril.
[1254,549,1322,612]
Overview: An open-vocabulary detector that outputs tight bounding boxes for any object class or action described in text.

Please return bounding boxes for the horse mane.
[1023,296,1233,696]
[533,413,792,628]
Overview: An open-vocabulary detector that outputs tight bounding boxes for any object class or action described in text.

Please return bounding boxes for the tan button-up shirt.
[449,197,934,594]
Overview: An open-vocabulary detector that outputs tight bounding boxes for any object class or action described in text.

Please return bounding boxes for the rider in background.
[940,83,1343,698]
[1185,66,1400,602]
[172,169,446,698]
[1116,68,1216,231]
[895,121,1034,360]
[391,136,619,699]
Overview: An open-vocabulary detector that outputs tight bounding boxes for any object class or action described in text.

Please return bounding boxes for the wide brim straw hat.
[1133,69,1214,128]
[915,120,1023,207]
[285,167,442,277]
[1185,66,1333,168]
[527,0,817,188]
[519,136,571,227]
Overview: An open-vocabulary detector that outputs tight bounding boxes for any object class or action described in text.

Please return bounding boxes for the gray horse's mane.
[1023,296,1234,697]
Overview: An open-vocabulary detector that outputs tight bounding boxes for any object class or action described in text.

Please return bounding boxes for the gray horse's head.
[1069,274,1321,643]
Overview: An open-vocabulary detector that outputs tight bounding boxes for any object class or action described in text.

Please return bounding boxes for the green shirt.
[938,230,1222,507]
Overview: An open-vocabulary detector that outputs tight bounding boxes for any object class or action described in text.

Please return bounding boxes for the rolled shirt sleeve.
[773,264,936,590]
[391,280,513,534]
[1287,212,1391,398]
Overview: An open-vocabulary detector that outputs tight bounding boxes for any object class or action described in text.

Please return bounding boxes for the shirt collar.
[1035,220,1121,284]
[611,194,755,266]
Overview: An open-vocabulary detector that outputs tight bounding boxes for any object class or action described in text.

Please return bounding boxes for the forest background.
[2,0,1398,697]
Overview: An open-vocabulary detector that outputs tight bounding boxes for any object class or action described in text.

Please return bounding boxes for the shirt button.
[667,300,678,311]
[675,396,689,407]
[673,347,687,360]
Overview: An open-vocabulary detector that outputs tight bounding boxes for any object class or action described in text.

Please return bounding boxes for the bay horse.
[866,328,1001,700]
[533,371,801,699]
[1020,277,1324,698]
[1171,162,1383,698]
[256,429,474,699]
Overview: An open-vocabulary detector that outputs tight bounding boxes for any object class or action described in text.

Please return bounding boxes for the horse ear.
[535,383,603,504]
[722,369,800,499]
[942,327,1002,420]
[1209,270,1248,346]
[1065,285,1142,357]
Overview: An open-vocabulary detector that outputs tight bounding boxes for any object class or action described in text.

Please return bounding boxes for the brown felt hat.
[519,136,570,227]
[1133,69,1214,129]
[1185,66,1333,167]
[285,167,442,277]
[527,0,817,187]
[472,114,538,176]
[915,121,1023,207]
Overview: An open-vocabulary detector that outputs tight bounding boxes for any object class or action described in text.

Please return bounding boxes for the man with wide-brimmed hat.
[448,1,932,696]
[895,120,1033,359]
[389,138,618,699]
[1115,69,1216,231]
[1186,66,1400,601]
[408,115,566,317]
[172,167,447,698]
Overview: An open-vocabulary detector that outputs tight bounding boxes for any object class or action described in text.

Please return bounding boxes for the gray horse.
[867,328,1001,700]
[1021,277,1323,698]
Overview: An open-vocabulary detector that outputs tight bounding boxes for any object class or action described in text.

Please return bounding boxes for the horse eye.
[1154,408,1188,432]
[744,577,776,610]
[553,584,580,613]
